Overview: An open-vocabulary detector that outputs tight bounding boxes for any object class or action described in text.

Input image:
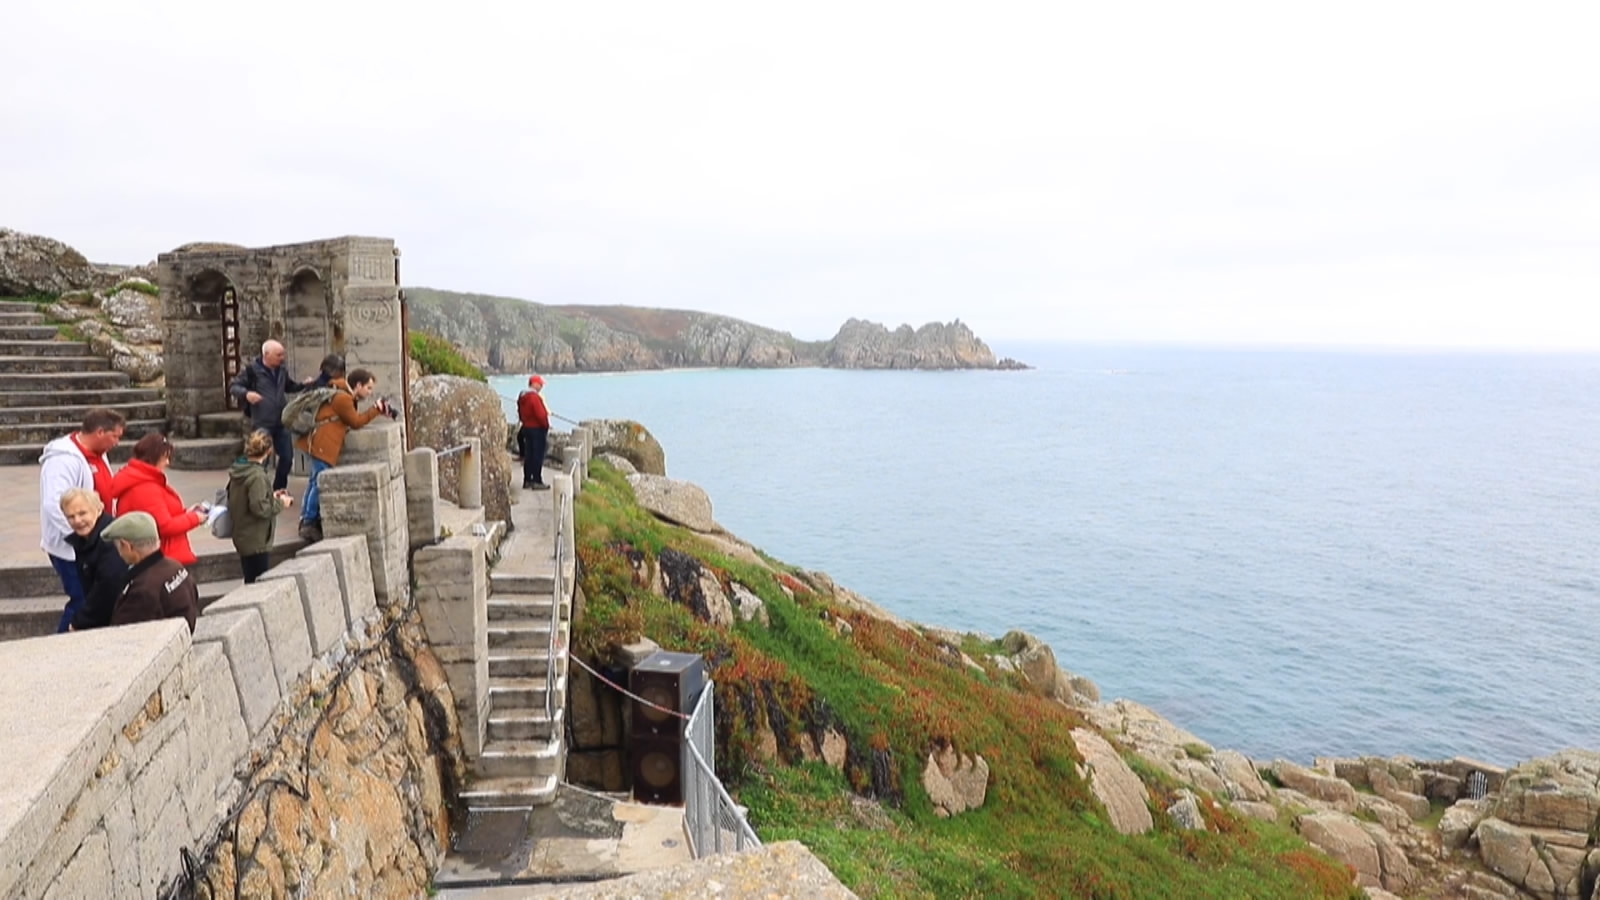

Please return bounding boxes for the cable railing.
[683,683,761,858]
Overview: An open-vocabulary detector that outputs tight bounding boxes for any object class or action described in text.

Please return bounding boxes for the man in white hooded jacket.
[39,408,125,632]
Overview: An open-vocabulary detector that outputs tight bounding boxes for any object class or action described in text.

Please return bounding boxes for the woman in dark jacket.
[228,429,293,583]
[59,487,129,630]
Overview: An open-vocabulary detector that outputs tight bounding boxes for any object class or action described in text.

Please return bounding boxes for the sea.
[491,343,1600,766]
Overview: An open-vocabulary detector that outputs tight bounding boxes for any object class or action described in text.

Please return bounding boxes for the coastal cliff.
[405,287,1026,373]
[568,420,1600,900]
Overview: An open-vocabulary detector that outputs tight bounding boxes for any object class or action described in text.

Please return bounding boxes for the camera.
[378,396,401,420]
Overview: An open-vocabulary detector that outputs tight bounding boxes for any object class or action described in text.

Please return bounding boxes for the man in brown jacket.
[296,367,390,543]
[102,511,199,632]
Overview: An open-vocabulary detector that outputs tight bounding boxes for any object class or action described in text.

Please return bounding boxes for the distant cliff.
[404,288,1027,373]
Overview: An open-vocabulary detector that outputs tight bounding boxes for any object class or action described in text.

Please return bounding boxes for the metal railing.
[683,683,761,858]
[546,480,569,721]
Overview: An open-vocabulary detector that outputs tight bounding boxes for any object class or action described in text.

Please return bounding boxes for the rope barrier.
[567,652,691,721]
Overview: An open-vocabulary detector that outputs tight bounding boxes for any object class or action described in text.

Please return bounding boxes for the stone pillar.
[572,426,592,480]
[457,438,482,510]
[404,448,441,548]
[318,456,409,606]
[413,537,489,759]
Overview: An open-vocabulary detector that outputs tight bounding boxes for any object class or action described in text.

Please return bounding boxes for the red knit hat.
[528,374,545,388]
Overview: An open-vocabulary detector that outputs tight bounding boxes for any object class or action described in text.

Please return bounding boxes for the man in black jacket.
[102,512,199,632]
[229,340,306,491]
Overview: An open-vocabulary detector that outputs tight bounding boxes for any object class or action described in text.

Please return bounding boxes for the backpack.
[209,486,232,540]
[281,387,339,436]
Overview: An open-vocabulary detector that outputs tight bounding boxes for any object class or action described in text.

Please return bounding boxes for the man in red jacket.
[516,375,551,491]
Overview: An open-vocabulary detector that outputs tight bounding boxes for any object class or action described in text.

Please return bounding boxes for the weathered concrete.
[320,462,409,604]
[259,554,347,655]
[193,608,279,735]
[415,536,489,759]
[203,578,312,695]
[297,534,378,629]
[405,447,442,548]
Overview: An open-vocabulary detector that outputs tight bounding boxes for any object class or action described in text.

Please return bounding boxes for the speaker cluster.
[628,650,707,805]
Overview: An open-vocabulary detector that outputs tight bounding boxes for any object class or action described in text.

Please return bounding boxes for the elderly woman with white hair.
[58,487,129,631]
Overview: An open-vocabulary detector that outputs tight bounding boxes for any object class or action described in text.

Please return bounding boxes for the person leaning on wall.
[228,429,294,583]
[296,366,390,544]
[101,511,199,632]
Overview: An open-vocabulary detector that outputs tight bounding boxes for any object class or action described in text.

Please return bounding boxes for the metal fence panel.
[682,684,761,858]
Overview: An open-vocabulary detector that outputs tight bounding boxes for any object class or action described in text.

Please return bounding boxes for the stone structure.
[156,237,405,438]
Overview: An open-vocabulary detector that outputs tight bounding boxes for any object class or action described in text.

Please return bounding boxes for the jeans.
[50,553,85,633]
[301,457,331,523]
[240,552,272,584]
[268,426,294,492]
[519,427,549,484]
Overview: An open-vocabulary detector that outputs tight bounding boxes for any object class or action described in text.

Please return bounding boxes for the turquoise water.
[492,345,1600,764]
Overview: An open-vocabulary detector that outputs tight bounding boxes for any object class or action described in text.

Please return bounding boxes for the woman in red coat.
[109,433,208,566]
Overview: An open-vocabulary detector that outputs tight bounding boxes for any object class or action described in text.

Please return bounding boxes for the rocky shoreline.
[578,420,1600,900]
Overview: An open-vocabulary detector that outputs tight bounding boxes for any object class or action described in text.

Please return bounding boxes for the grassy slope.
[574,463,1362,900]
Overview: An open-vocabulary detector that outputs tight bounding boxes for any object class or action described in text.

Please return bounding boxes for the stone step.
[487,595,559,622]
[487,623,553,650]
[0,401,167,426]
[0,355,113,374]
[475,737,563,780]
[0,387,160,409]
[488,674,564,711]
[0,300,47,311]
[459,775,558,810]
[0,326,62,341]
[0,340,90,357]
[0,417,165,447]
[197,412,249,439]
[0,371,132,392]
[0,311,48,325]
[490,572,554,595]
[0,540,303,601]
[168,437,243,471]
[488,651,566,680]
[486,708,563,742]
[1,577,246,643]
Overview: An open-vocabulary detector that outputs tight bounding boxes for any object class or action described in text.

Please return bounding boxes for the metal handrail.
[682,684,761,857]
[436,442,472,458]
[546,483,567,721]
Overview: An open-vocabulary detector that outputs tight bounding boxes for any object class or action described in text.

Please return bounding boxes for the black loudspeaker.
[628,650,706,805]
[629,650,707,739]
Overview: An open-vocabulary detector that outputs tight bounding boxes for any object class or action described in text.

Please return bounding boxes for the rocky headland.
[570,418,1600,900]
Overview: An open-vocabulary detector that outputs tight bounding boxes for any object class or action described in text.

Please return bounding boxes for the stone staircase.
[458,478,572,811]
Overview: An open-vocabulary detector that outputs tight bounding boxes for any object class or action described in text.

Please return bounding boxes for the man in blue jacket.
[229,340,306,492]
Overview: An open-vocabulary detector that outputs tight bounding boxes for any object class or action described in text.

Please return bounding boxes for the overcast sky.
[4,1,1598,348]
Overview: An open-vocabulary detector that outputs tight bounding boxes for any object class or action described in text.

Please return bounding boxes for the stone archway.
[187,269,240,408]
[285,267,337,382]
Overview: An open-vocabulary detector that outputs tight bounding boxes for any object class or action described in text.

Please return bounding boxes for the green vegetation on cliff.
[574,463,1360,899]
[409,330,487,382]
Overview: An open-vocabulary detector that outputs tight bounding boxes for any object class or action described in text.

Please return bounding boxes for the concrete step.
[488,651,566,680]
[2,577,245,643]
[0,371,131,392]
[0,312,48,326]
[487,595,558,622]
[0,340,90,357]
[0,300,48,311]
[169,437,242,471]
[0,540,304,601]
[0,417,165,446]
[0,401,167,426]
[0,326,62,341]
[197,412,249,439]
[488,623,552,650]
[490,572,554,595]
[0,355,113,374]
[0,387,160,409]
[475,737,563,779]
[459,775,558,810]
[488,674,564,711]
[487,708,563,742]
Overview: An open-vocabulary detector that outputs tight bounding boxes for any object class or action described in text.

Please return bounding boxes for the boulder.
[101,285,160,331]
[1071,728,1153,835]
[1356,793,1413,832]
[597,452,637,475]
[728,582,769,626]
[657,548,733,627]
[627,474,715,532]
[581,418,666,475]
[1211,750,1272,802]
[1084,699,1211,762]
[1476,816,1589,899]
[1493,749,1600,833]
[999,630,1095,706]
[1230,800,1278,822]
[1169,757,1229,798]
[1272,760,1357,812]
[1438,797,1490,851]
[409,375,517,524]
[1167,789,1206,830]
[1295,811,1383,889]
[0,228,97,295]
[922,745,989,818]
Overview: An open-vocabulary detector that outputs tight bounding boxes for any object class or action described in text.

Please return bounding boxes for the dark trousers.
[240,552,272,584]
[519,426,549,484]
[51,554,86,632]
[268,425,294,492]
